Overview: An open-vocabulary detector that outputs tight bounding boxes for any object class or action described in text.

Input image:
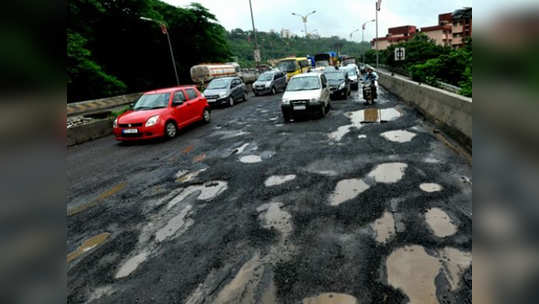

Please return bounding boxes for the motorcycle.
[362,79,377,105]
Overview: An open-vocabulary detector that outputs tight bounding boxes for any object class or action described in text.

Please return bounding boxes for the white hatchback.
[281,73,330,122]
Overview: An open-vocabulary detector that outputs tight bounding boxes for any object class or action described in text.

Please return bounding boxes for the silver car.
[203,77,248,107]
[253,70,287,96]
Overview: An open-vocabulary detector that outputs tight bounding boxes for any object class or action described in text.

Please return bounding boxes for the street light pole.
[140,17,179,86]
[362,19,376,64]
[248,0,260,65]
[375,0,381,69]
[292,10,316,38]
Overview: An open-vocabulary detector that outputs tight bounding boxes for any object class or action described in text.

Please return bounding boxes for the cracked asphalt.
[67,86,472,304]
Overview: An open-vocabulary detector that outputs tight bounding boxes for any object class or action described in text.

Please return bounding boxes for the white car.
[281,73,330,122]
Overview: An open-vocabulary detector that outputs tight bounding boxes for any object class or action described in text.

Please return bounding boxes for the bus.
[275,57,311,80]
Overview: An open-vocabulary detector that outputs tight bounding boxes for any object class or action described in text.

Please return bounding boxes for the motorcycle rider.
[363,66,379,99]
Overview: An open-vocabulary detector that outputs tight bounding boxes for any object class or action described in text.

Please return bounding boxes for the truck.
[190,63,241,87]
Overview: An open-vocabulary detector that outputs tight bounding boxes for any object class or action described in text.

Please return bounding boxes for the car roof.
[212,76,237,81]
[290,72,321,79]
[145,86,197,94]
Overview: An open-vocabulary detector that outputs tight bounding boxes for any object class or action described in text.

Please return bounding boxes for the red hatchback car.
[113,86,210,141]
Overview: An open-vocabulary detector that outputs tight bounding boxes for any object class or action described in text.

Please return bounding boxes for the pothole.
[367,162,407,184]
[115,250,150,279]
[234,143,250,154]
[357,134,367,139]
[264,175,296,187]
[386,245,472,303]
[167,181,228,210]
[329,178,370,206]
[386,245,441,304]
[257,202,292,238]
[381,130,416,143]
[67,232,110,263]
[371,211,395,244]
[425,208,457,237]
[155,205,194,242]
[329,108,401,142]
[419,183,443,192]
[175,168,208,183]
[239,155,262,163]
[213,253,264,304]
[303,293,359,304]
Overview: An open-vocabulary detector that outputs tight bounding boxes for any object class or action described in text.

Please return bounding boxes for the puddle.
[424,157,440,163]
[303,293,359,304]
[357,135,367,139]
[115,250,150,279]
[381,130,416,143]
[328,108,401,142]
[156,205,194,242]
[167,181,228,210]
[269,117,278,121]
[386,245,441,304]
[211,130,250,139]
[440,247,472,290]
[367,162,407,184]
[460,176,472,185]
[419,183,443,192]
[67,232,110,263]
[425,208,457,237]
[239,155,262,163]
[257,202,292,237]
[264,175,296,187]
[329,178,370,206]
[386,245,472,303]
[371,212,395,243]
[214,253,264,304]
[175,168,208,183]
[275,123,284,127]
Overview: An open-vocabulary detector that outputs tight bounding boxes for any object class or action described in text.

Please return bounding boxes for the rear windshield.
[286,77,320,91]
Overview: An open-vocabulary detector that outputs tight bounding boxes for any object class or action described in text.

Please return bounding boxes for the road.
[67,86,472,304]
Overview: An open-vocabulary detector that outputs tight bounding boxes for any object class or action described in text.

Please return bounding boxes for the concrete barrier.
[67,92,143,117]
[378,71,472,152]
[67,118,113,147]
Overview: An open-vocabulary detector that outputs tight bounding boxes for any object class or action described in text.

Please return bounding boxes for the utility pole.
[248,0,260,65]
[140,17,179,86]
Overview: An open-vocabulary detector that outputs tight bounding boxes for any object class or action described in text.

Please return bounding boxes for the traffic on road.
[68,57,471,303]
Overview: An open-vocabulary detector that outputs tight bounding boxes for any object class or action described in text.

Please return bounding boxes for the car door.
[172,90,191,127]
[320,75,330,104]
[184,88,201,122]
[230,79,241,100]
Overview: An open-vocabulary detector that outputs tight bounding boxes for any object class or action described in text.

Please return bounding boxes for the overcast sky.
[162,0,472,41]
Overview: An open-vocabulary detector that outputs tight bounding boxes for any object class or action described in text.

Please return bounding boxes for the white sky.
[162,0,472,41]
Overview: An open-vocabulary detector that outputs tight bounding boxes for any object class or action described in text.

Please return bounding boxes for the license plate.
[293,105,306,110]
[123,129,138,134]
[208,99,216,103]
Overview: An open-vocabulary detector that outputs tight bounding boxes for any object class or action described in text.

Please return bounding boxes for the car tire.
[165,121,177,139]
[202,108,211,123]
[319,105,326,118]
[228,97,235,107]
[243,92,248,101]
[271,87,276,95]
[283,113,291,123]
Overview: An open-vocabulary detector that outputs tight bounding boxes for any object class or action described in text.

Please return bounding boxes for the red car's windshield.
[133,93,170,110]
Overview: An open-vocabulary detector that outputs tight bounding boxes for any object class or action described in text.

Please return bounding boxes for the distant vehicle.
[276,57,311,80]
[314,53,331,68]
[203,76,248,107]
[253,70,287,96]
[342,64,360,90]
[324,69,351,99]
[113,86,210,141]
[281,73,330,122]
[190,63,240,86]
[341,56,357,66]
